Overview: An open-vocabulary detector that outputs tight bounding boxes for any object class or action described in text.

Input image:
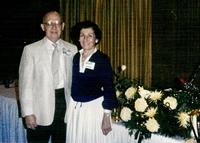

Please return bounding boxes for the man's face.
[41,12,64,43]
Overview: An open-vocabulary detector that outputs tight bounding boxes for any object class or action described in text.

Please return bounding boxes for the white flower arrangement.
[112,65,200,143]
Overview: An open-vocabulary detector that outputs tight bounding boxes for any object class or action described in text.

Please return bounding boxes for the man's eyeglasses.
[43,20,62,28]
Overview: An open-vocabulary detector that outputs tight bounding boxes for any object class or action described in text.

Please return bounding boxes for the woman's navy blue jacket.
[71,50,118,110]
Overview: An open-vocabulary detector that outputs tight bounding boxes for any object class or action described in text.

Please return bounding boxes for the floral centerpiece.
[112,65,200,143]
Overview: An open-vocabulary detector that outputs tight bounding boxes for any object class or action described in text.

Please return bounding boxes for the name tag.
[85,61,95,70]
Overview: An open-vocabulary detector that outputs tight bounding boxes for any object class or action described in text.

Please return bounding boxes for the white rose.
[145,118,160,132]
[125,87,137,100]
[163,96,177,110]
[177,112,190,128]
[121,65,126,71]
[149,90,162,101]
[120,107,133,122]
[116,90,121,98]
[138,86,151,98]
[134,98,148,112]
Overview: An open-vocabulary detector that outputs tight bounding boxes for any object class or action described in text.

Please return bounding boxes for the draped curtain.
[60,0,152,87]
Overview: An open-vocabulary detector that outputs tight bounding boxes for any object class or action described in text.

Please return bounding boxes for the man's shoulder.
[21,39,45,55]
[24,39,43,48]
[60,39,76,48]
[60,39,78,53]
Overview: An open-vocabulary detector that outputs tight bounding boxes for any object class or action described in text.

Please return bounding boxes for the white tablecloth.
[111,122,185,143]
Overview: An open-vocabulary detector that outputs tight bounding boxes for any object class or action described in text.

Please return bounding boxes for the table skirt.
[0,96,27,143]
[111,122,185,143]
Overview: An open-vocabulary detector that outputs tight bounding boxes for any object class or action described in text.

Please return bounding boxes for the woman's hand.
[101,113,112,135]
[25,114,37,130]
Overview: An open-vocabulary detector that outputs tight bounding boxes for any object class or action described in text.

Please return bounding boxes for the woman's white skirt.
[66,96,113,143]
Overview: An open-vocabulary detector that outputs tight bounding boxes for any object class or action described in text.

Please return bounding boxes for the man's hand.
[25,115,37,130]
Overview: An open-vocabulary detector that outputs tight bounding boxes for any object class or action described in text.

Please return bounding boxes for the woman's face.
[79,28,97,51]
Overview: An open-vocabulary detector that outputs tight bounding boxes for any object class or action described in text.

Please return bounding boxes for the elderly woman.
[66,21,118,143]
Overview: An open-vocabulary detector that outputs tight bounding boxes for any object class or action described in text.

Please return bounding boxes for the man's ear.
[40,24,45,31]
[61,22,65,31]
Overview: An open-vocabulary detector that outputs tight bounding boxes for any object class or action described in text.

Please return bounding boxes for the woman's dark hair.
[70,20,102,48]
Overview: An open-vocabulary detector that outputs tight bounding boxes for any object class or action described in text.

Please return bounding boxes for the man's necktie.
[52,43,60,89]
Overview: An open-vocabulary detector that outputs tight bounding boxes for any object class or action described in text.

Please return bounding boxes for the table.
[0,85,27,143]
